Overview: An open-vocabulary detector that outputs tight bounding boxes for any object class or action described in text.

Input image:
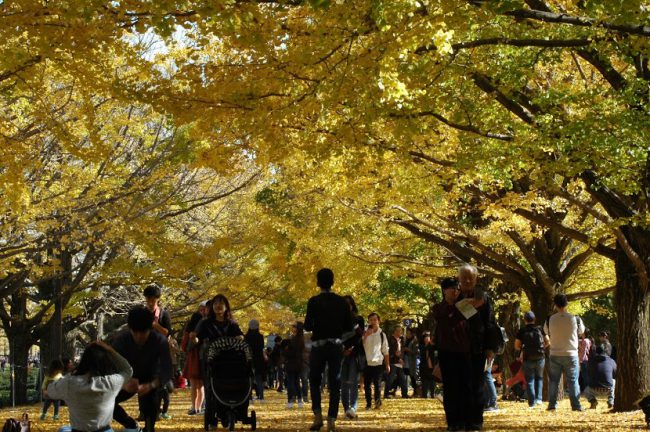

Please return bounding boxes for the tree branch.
[504,9,650,38]
[471,73,535,124]
[389,110,514,141]
[566,286,615,301]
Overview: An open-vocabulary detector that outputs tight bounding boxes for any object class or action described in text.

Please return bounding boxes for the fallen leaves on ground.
[4,388,648,431]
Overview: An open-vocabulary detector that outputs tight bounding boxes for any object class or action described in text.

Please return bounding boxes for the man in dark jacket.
[304,268,353,432]
[456,264,496,431]
[245,319,266,402]
[112,306,173,432]
[585,346,617,409]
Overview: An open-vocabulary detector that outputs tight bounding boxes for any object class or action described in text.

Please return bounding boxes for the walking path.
[7,388,646,431]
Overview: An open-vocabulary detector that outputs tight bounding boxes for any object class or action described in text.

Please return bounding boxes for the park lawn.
[3,388,647,431]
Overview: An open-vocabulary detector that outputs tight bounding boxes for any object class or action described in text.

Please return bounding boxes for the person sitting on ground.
[47,340,133,432]
[584,346,617,409]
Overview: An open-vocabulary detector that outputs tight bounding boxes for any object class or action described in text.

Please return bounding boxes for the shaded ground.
[4,388,648,431]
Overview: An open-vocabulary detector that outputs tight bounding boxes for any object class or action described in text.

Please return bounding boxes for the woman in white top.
[48,340,133,432]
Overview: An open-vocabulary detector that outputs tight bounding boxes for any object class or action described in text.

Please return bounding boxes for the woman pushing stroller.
[190,294,256,431]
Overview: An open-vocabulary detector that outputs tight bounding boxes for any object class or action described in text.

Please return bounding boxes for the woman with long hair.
[191,294,243,343]
[47,340,133,432]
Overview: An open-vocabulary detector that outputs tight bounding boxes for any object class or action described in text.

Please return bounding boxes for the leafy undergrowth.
[5,388,648,431]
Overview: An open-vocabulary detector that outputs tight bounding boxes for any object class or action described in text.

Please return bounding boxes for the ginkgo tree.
[2,0,650,410]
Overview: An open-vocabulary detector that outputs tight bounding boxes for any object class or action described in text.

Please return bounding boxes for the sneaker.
[187,408,197,415]
[590,399,598,409]
[572,407,585,412]
[365,403,372,410]
[436,394,444,403]
[39,414,46,421]
[160,412,172,420]
[607,402,614,409]
[484,405,499,412]
[327,418,336,432]
[298,401,304,408]
[348,408,357,419]
[535,400,543,406]
[52,414,59,420]
[287,402,295,408]
[546,406,556,411]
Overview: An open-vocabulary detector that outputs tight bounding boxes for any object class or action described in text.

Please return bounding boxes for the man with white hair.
[455,264,497,431]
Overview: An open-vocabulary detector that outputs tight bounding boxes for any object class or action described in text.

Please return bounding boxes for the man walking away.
[514,311,549,407]
[544,294,585,412]
[304,268,353,432]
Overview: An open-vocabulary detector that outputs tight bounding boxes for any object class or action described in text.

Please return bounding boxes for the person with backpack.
[544,294,586,412]
[514,311,549,407]
[362,312,389,410]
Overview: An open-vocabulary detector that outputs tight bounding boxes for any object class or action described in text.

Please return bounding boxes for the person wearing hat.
[433,277,472,432]
[245,319,267,402]
[515,311,549,407]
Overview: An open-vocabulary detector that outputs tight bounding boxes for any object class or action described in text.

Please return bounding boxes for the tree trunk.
[8,328,32,405]
[613,236,650,411]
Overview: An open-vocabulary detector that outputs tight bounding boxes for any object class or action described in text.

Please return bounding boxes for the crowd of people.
[33,265,646,432]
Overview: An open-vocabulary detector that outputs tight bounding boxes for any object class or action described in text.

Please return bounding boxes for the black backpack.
[520,326,545,360]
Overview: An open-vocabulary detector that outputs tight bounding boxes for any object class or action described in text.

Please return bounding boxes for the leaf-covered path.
[7,388,648,431]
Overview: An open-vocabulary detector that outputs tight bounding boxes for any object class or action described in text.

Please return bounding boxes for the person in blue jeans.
[484,358,498,411]
[340,295,364,419]
[515,311,549,407]
[544,294,585,411]
[304,268,353,432]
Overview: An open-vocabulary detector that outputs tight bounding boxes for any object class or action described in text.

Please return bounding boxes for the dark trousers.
[421,376,436,398]
[438,351,486,430]
[42,398,60,416]
[309,343,343,419]
[114,388,162,432]
[363,365,383,405]
[161,386,170,413]
[385,365,407,397]
[286,370,303,402]
[254,372,265,399]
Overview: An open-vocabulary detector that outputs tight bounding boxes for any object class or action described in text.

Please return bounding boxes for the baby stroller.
[203,337,257,431]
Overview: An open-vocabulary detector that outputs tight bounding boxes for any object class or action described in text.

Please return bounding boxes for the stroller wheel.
[250,410,257,431]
